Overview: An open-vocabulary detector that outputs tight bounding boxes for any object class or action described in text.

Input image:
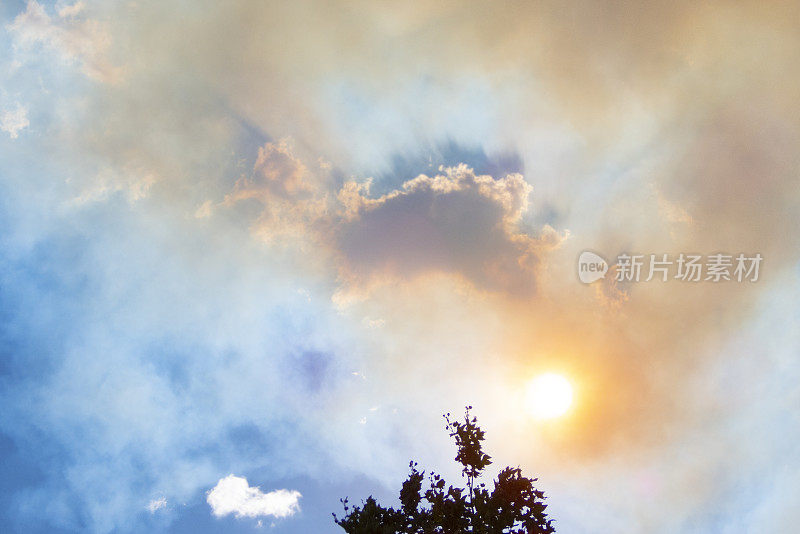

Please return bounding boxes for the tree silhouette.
[334,407,556,533]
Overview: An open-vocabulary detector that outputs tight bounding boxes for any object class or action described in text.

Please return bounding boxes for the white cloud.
[1,103,30,139]
[7,0,122,83]
[58,1,85,19]
[206,475,301,519]
[67,167,156,205]
[147,497,167,513]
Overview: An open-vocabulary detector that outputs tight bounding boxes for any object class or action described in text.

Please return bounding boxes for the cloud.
[2,1,800,533]
[233,141,314,201]
[206,475,301,519]
[147,497,167,514]
[6,1,122,83]
[222,142,565,296]
[222,140,327,241]
[335,164,563,295]
[58,2,86,19]
[0,103,29,139]
[67,167,156,205]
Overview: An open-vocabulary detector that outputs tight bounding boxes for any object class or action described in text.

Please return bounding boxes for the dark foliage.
[334,407,556,533]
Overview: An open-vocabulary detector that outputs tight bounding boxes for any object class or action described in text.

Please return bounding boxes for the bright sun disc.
[525,373,573,420]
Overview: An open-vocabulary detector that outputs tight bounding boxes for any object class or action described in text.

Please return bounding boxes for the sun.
[525,373,574,420]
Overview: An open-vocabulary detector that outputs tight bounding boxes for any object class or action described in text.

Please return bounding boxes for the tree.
[334,407,556,533]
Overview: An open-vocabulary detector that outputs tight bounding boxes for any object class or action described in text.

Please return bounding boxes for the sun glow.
[525,373,574,420]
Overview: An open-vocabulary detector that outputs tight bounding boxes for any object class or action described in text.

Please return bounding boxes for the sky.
[1,1,799,532]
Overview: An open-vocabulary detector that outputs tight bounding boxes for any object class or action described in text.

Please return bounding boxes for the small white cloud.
[207,475,301,520]
[361,317,385,329]
[194,200,214,218]
[147,497,167,513]
[58,1,85,18]
[1,103,29,139]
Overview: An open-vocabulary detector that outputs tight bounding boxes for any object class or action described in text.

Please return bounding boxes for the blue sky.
[1,1,800,533]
